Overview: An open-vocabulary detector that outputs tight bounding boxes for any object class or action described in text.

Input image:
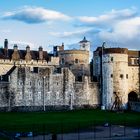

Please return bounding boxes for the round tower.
[102,48,129,110]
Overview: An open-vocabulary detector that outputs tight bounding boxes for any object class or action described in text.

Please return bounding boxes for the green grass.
[0,109,139,133]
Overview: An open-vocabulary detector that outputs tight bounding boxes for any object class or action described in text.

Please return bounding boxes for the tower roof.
[79,37,89,43]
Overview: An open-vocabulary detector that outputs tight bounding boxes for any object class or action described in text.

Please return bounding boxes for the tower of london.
[0,37,99,111]
[0,38,139,111]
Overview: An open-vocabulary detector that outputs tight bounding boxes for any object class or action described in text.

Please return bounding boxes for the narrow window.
[120,74,123,79]
[111,57,113,62]
[75,59,79,63]
[134,59,137,65]
[61,58,64,64]
[126,74,128,79]
[111,74,113,78]
[137,59,139,64]
[38,81,40,86]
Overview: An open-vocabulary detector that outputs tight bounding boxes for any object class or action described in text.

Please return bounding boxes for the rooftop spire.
[79,36,89,43]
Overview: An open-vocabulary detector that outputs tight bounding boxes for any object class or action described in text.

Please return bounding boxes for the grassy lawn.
[0,109,139,133]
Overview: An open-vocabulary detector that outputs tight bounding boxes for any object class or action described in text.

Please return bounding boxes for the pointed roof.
[79,37,89,43]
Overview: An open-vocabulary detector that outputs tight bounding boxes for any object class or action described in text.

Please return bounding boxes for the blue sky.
[0,0,140,51]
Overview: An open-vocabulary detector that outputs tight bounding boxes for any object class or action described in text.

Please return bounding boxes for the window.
[76,76,82,82]
[120,74,123,79]
[75,59,79,63]
[134,59,138,65]
[29,92,32,100]
[30,82,32,86]
[113,92,116,95]
[38,92,41,100]
[18,92,22,100]
[33,67,38,73]
[137,59,139,65]
[47,91,50,100]
[111,57,113,62]
[38,81,40,86]
[111,74,113,78]
[61,58,64,64]
[82,44,85,48]
[18,81,23,85]
[56,92,59,99]
[126,74,128,79]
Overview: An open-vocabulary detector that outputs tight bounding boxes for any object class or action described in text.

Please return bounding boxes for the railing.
[0,122,140,140]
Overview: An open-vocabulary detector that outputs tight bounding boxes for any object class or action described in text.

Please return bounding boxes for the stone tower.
[102,48,129,110]
[79,37,90,51]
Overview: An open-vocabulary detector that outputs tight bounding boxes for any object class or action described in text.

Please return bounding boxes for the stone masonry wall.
[0,66,100,111]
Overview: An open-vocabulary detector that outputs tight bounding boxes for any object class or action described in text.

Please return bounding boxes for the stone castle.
[0,38,139,111]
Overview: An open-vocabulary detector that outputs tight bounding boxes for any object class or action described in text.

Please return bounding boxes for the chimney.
[59,43,64,51]
[26,45,30,52]
[4,39,8,57]
[13,44,18,51]
[4,39,8,49]
[38,46,43,60]
[12,44,20,61]
[25,45,32,61]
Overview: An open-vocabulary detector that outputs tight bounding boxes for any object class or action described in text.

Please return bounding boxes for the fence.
[0,122,140,140]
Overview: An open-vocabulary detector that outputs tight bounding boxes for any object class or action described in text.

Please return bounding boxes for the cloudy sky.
[0,0,140,51]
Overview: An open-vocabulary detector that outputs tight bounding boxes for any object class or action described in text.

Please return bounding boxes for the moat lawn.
[0,109,139,133]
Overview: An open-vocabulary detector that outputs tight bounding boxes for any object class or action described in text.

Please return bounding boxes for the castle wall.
[74,77,100,107]
[0,56,59,75]
[10,67,74,108]
[0,66,100,111]
[0,82,10,108]
[128,66,140,96]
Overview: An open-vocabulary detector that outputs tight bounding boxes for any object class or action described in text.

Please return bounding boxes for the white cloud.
[2,6,71,24]
[49,28,93,38]
[57,8,140,50]
[78,8,137,26]
[98,17,140,49]
[0,29,11,33]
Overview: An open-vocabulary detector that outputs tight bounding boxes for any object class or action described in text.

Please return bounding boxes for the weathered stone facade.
[0,38,99,111]
[1,37,140,111]
[0,66,99,111]
[93,47,140,110]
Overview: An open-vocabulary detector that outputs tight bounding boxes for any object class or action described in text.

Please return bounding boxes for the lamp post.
[101,42,105,110]
[43,76,46,111]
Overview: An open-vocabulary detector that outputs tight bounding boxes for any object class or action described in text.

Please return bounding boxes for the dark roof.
[79,37,89,43]
[0,66,16,82]
[0,48,51,60]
